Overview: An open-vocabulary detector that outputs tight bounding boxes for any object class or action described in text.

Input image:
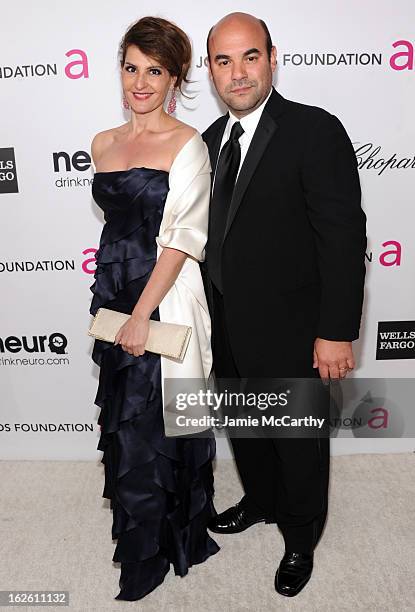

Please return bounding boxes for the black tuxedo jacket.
[201,88,367,377]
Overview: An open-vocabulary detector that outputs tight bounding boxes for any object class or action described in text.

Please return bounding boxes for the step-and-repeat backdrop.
[1,0,414,459]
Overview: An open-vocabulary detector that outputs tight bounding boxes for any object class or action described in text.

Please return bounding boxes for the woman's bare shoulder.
[91,124,128,164]
[172,120,197,139]
[168,121,198,156]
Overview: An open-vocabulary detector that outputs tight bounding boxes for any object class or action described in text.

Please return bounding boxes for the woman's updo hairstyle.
[119,16,192,95]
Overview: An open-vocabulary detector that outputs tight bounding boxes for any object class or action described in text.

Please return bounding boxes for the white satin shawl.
[155,131,213,436]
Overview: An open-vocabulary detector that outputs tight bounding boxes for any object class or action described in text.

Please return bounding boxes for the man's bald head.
[207,12,273,61]
[206,12,276,117]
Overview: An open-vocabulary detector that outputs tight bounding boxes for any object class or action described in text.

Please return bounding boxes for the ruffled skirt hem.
[93,339,220,601]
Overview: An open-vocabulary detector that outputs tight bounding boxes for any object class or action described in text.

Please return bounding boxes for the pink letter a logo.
[65,49,89,79]
[379,240,402,267]
[82,248,97,274]
[389,40,414,71]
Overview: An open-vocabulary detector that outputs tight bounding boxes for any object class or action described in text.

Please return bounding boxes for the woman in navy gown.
[89,16,219,601]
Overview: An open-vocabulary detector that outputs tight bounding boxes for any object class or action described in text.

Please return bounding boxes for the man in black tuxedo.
[201,12,367,597]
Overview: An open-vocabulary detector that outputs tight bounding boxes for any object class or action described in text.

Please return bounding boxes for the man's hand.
[313,338,355,381]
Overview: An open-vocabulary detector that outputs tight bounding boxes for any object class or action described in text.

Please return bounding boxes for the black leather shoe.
[208,502,265,534]
[275,551,314,597]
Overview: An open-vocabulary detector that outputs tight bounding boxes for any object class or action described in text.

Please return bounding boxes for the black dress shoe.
[208,502,265,534]
[275,551,314,597]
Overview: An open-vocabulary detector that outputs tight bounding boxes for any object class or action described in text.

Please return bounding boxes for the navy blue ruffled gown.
[89,168,219,601]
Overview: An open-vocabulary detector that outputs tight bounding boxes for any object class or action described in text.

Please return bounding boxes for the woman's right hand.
[114,316,150,357]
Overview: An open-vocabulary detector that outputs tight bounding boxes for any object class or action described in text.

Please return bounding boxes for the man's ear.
[207,59,214,81]
[270,46,277,72]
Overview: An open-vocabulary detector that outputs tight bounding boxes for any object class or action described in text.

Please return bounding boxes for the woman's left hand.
[114,316,149,357]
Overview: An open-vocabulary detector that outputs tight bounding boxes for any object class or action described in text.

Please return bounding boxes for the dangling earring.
[167,89,177,114]
[122,95,130,110]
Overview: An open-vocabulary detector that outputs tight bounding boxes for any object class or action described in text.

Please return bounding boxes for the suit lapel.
[223,108,278,241]
[205,115,228,183]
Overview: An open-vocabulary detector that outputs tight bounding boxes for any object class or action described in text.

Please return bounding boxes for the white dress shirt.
[215,88,273,182]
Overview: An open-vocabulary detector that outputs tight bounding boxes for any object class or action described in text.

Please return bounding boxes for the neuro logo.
[48,333,68,354]
[0,333,68,355]
[52,149,93,189]
[53,150,92,172]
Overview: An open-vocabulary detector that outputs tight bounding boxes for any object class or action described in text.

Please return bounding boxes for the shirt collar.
[226,88,273,138]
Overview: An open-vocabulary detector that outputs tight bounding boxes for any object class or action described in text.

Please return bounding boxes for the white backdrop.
[1,0,414,459]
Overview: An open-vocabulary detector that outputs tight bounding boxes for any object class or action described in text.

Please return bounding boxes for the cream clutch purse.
[88,307,192,361]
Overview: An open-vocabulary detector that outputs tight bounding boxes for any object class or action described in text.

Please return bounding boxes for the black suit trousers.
[211,283,330,553]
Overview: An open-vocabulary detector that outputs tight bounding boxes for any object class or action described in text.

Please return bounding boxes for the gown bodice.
[89,168,170,318]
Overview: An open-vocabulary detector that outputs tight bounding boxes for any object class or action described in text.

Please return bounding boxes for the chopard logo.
[353,143,415,175]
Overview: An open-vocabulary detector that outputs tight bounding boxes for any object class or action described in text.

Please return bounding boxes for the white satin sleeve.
[156,131,211,262]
